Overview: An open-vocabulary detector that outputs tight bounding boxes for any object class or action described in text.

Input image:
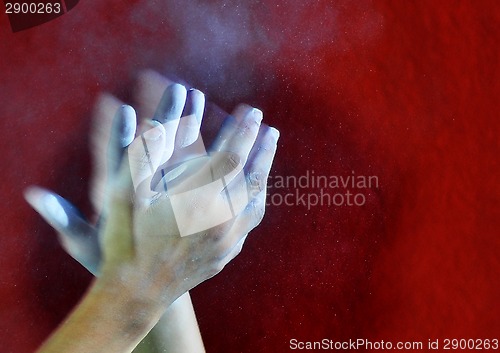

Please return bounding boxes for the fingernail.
[23,187,40,209]
[155,83,187,123]
[41,193,69,226]
[268,127,280,141]
[184,88,205,123]
[24,187,68,227]
[117,105,136,147]
[252,108,263,123]
[146,119,162,127]
[188,88,204,96]
[143,124,164,141]
[119,105,137,125]
[189,89,205,106]
[169,83,188,106]
[172,83,186,92]
[119,104,134,114]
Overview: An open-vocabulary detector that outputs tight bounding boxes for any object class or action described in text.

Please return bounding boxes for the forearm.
[36,276,169,353]
[133,293,205,353]
[148,292,205,353]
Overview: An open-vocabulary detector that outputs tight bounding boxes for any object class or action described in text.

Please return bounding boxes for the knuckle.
[206,222,231,244]
[236,120,258,139]
[212,153,241,179]
[260,137,278,153]
[207,261,225,278]
[130,151,153,172]
[233,244,243,258]
[251,200,266,224]
[210,230,225,244]
[213,239,231,259]
[246,171,266,194]
[214,262,225,273]
[225,153,240,171]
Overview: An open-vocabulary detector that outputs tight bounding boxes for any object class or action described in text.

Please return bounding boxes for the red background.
[0,1,498,352]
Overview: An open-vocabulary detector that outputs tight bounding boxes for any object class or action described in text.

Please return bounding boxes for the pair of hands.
[25,69,279,310]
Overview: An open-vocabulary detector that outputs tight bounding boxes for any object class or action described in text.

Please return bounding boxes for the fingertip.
[23,186,70,227]
[154,83,187,123]
[184,88,206,122]
[23,185,44,208]
[267,126,280,141]
[187,87,205,100]
[231,104,253,121]
[172,83,188,100]
[252,108,263,123]
[117,105,137,147]
[119,104,136,117]
[168,83,188,112]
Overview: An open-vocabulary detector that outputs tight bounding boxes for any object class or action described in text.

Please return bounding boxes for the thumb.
[23,186,101,276]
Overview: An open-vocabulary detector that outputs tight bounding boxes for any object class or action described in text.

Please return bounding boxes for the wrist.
[92,274,164,333]
[37,273,172,353]
[97,262,178,310]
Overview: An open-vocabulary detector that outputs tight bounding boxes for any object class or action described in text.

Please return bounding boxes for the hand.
[23,70,196,276]
[25,70,279,353]
[99,100,279,304]
[25,71,211,352]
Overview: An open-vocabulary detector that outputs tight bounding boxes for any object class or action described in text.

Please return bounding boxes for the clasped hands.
[25,70,279,352]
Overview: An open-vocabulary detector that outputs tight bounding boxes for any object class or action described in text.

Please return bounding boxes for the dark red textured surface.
[0,1,498,352]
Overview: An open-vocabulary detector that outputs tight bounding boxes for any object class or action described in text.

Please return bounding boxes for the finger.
[128,121,166,203]
[170,151,243,198]
[243,124,279,191]
[180,106,264,191]
[164,132,274,240]
[90,93,123,213]
[24,186,101,276]
[149,153,245,238]
[152,89,207,189]
[208,105,247,152]
[134,69,173,121]
[245,123,279,164]
[174,89,205,149]
[217,188,267,260]
[153,83,186,164]
[212,105,263,168]
[108,105,137,172]
[231,190,267,237]
[222,125,279,220]
[222,233,248,265]
[153,83,187,123]
[208,116,236,153]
